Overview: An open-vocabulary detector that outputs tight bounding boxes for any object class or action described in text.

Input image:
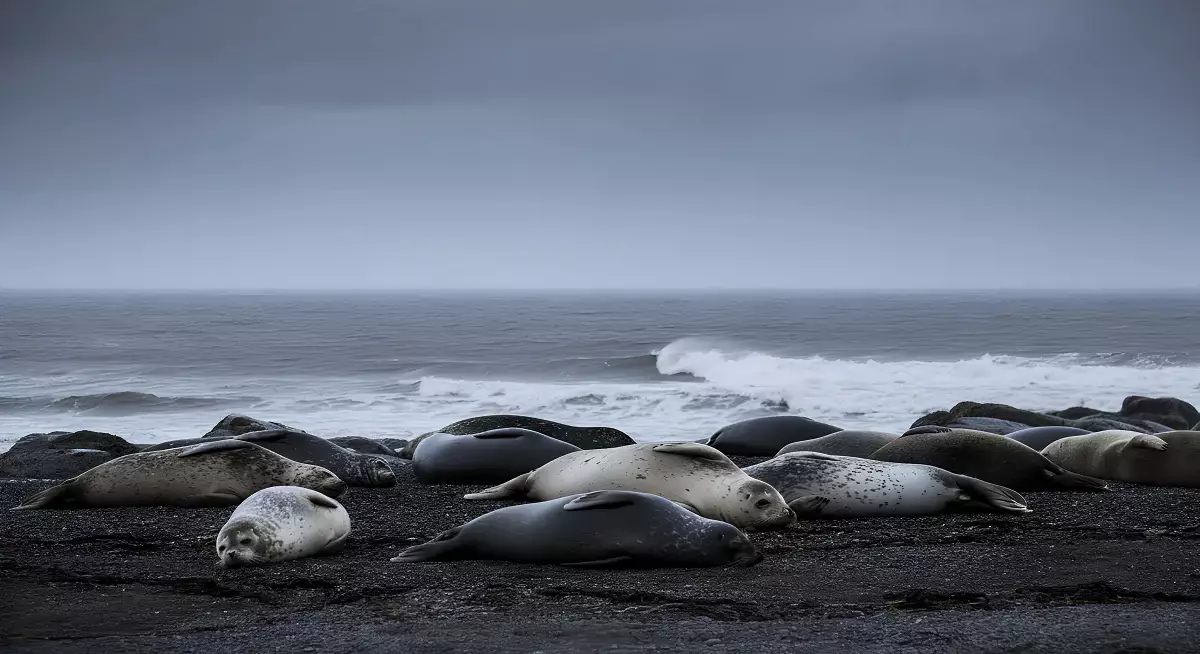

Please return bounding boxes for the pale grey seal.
[13,440,347,510]
[463,442,795,530]
[1041,429,1200,488]
[744,452,1030,517]
[216,485,351,567]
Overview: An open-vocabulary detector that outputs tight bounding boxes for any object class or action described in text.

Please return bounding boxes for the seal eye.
[754,499,771,509]
[239,538,253,546]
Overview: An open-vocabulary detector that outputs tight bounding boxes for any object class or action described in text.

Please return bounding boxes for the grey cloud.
[1,1,1198,289]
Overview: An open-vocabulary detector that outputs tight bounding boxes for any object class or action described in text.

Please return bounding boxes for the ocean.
[1,291,1198,450]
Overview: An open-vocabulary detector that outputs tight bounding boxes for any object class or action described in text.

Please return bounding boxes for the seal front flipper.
[651,442,733,463]
[232,429,297,443]
[787,495,831,518]
[177,440,256,457]
[390,527,464,563]
[672,501,700,515]
[1128,434,1169,451]
[320,531,350,555]
[561,555,634,568]
[951,474,1030,513]
[176,491,244,507]
[463,472,532,500]
[901,426,953,437]
[1043,465,1109,492]
[562,491,637,511]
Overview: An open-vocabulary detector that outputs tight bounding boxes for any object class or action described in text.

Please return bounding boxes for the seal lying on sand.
[464,442,795,530]
[870,426,1108,492]
[148,429,396,488]
[412,428,580,485]
[216,485,351,567]
[1042,430,1200,487]
[13,440,347,510]
[744,452,1030,517]
[1006,426,1090,451]
[393,490,762,567]
[402,415,635,457]
[707,416,842,457]
[776,430,898,458]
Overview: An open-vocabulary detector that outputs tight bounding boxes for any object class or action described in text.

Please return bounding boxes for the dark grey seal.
[327,436,399,457]
[401,414,635,458]
[147,429,396,487]
[775,430,898,458]
[871,426,1108,492]
[411,428,580,485]
[391,490,762,568]
[707,416,842,457]
[1006,426,1091,451]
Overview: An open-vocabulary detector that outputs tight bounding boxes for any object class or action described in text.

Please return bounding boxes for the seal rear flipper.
[1043,466,1110,492]
[12,480,81,510]
[1129,434,1169,451]
[562,491,637,511]
[651,442,732,464]
[177,440,256,457]
[463,472,531,501]
[951,474,1030,513]
[787,495,831,518]
[561,555,634,568]
[176,491,244,507]
[390,527,463,563]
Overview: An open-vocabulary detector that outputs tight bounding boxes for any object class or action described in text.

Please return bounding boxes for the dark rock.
[0,430,139,479]
[201,413,306,439]
[1120,396,1200,431]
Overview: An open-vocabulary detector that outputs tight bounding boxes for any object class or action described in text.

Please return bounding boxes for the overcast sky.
[1,1,1197,290]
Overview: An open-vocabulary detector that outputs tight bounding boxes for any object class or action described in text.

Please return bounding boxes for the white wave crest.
[654,338,1200,427]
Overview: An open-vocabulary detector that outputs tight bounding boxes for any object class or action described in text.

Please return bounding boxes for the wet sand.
[4,459,1200,653]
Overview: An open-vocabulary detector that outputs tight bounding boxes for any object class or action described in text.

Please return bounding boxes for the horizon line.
[2,287,1200,294]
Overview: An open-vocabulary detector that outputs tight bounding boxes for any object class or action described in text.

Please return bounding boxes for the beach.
[6,458,1200,653]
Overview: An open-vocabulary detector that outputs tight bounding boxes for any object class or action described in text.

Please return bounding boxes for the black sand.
[4,460,1200,653]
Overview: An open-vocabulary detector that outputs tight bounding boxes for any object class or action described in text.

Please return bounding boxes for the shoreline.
[5,459,1200,652]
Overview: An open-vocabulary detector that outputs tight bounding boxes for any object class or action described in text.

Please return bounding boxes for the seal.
[776,430,898,458]
[870,426,1108,492]
[1041,429,1200,487]
[463,442,795,530]
[401,414,635,457]
[13,440,347,510]
[327,436,399,457]
[148,429,396,488]
[743,452,1030,517]
[216,485,351,567]
[707,416,842,457]
[1006,426,1091,451]
[392,490,762,567]
[412,428,580,485]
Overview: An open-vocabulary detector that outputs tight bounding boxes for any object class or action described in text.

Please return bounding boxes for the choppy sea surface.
[2,291,1198,450]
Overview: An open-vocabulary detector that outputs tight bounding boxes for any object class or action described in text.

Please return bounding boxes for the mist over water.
[1,291,1197,449]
